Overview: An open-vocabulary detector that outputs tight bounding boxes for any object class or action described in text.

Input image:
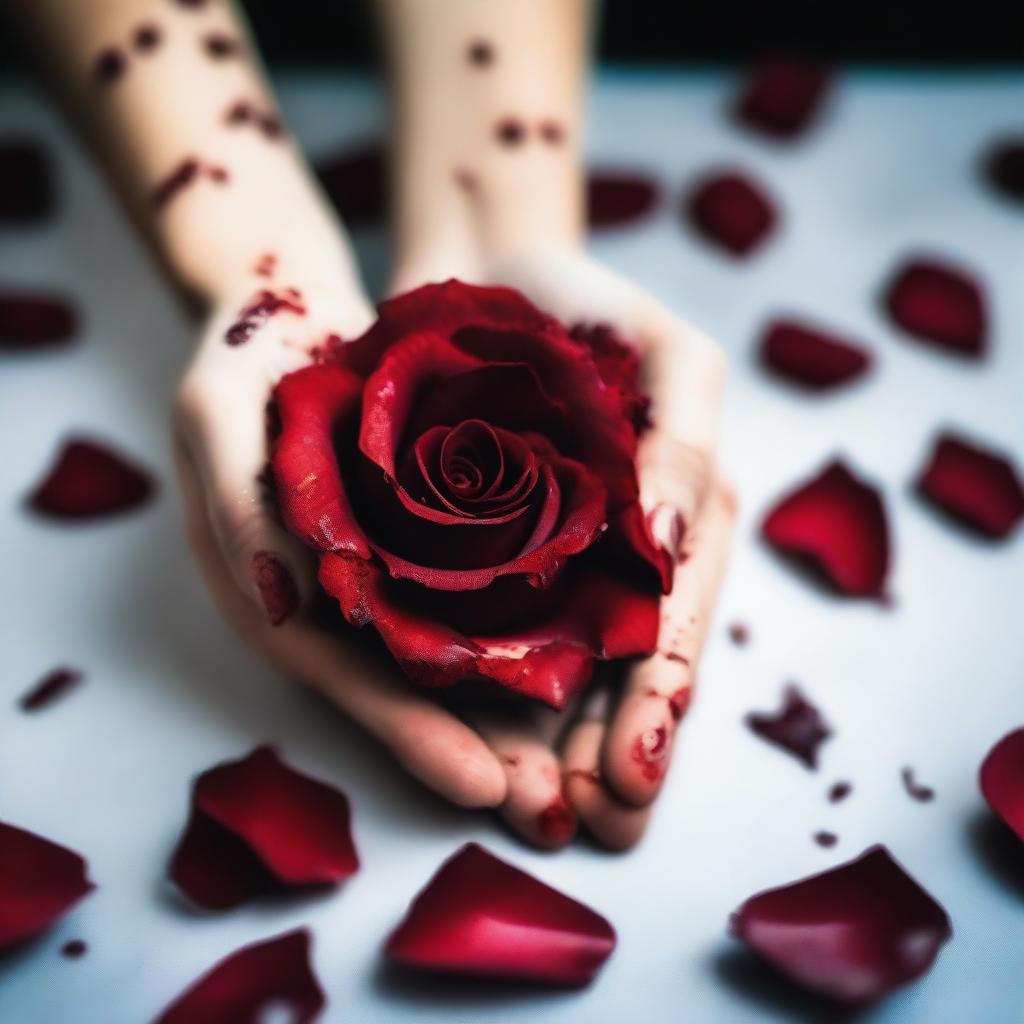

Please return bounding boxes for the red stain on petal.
[586,170,660,229]
[537,799,577,845]
[734,57,831,140]
[251,550,299,626]
[901,767,935,803]
[19,667,83,711]
[761,459,890,598]
[730,845,952,1002]
[315,140,387,226]
[0,822,94,948]
[0,140,55,224]
[916,432,1024,540]
[27,438,155,521]
[0,292,77,350]
[759,319,872,390]
[883,257,987,357]
[686,170,776,257]
[747,685,831,769]
[168,745,358,910]
[155,928,325,1024]
[385,843,615,985]
[980,728,1024,843]
[984,137,1024,204]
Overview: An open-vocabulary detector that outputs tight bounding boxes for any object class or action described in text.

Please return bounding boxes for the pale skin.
[13,0,735,850]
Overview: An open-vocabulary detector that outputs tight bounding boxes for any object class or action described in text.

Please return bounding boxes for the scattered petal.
[61,938,88,958]
[758,319,871,390]
[916,432,1024,540]
[168,745,358,910]
[0,292,78,350]
[730,845,952,1002]
[982,137,1024,204]
[901,767,935,802]
[747,685,832,769]
[813,831,838,848]
[27,437,156,521]
[315,141,387,227]
[761,459,890,598]
[883,258,987,357]
[685,170,777,257]
[734,57,831,140]
[828,781,852,803]
[0,139,55,224]
[19,667,83,711]
[385,843,615,985]
[0,821,94,948]
[980,728,1024,842]
[586,170,660,229]
[155,929,325,1024]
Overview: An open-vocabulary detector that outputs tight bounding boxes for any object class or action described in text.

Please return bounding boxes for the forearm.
[12,0,361,309]
[378,0,593,284]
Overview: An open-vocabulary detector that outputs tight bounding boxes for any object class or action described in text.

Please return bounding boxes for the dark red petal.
[685,170,777,257]
[315,140,387,227]
[746,685,832,769]
[758,319,872,390]
[272,363,371,556]
[980,728,1024,842]
[916,432,1024,540]
[168,746,358,910]
[568,321,652,433]
[0,292,78,350]
[19,667,83,711]
[155,929,325,1024]
[586,170,661,229]
[982,137,1024,204]
[27,437,156,521]
[385,843,615,985]
[883,258,987,357]
[734,57,831,140]
[0,139,54,224]
[0,821,94,948]
[761,459,890,598]
[730,845,952,1002]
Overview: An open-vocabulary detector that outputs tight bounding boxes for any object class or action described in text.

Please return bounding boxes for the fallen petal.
[0,139,54,224]
[759,319,871,390]
[0,821,94,948]
[982,137,1024,204]
[730,845,952,1002]
[385,843,615,985]
[746,685,832,769]
[734,57,832,140]
[0,292,78,350]
[980,728,1024,842]
[916,432,1024,540]
[586,170,660,229]
[155,929,325,1024]
[685,170,777,257]
[761,459,890,598]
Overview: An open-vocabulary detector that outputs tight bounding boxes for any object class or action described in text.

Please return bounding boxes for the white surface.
[2,70,1023,1024]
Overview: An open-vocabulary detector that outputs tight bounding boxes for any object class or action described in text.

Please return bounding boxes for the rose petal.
[169,746,358,910]
[980,728,1024,842]
[882,258,987,357]
[730,845,952,1002]
[385,843,616,985]
[155,929,325,1024]
[758,319,872,390]
[27,437,156,521]
[0,139,54,224]
[315,139,386,227]
[0,821,94,948]
[734,57,831,140]
[916,432,1024,540]
[685,170,777,257]
[19,667,83,711]
[982,137,1024,204]
[586,170,660,229]
[0,292,78,350]
[761,459,890,598]
[568,322,652,433]
[746,685,832,769]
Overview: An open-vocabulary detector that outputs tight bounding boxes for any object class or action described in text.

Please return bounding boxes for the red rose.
[271,281,669,709]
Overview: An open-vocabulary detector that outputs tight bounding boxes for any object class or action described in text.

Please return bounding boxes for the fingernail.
[536,797,577,845]
[648,502,685,561]
[251,550,299,626]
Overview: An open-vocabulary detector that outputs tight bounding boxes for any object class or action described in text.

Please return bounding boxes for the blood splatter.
[224,289,306,347]
[828,781,852,803]
[539,121,565,145]
[253,252,277,278]
[152,159,228,208]
[632,725,669,781]
[133,24,162,52]
[668,687,691,722]
[93,48,126,86]
[565,768,600,786]
[813,831,838,848]
[536,799,576,844]
[467,40,494,66]
[728,622,750,646]
[496,118,527,146]
[901,767,935,802]
[203,33,241,59]
[19,668,83,712]
[224,99,282,140]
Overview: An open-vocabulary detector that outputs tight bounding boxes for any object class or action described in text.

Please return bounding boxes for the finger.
[602,479,737,808]
[174,439,508,809]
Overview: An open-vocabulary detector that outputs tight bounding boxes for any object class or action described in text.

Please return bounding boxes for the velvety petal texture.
[271,280,661,708]
[385,843,616,985]
[169,746,358,910]
[980,728,1024,842]
[734,58,831,140]
[155,929,325,1024]
[730,846,952,1003]
[758,319,871,391]
[761,460,890,598]
[685,170,777,257]
[0,821,94,948]
[746,686,832,769]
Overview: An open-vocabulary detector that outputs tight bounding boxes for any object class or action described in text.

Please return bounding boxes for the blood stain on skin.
[251,551,299,627]
[728,622,750,646]
[172,0,208,7]
[539,121,565,145]
[19,668,84,712]
[133,24,162,52]
[224,288,306,347]
[501,754,521,768]
[664,651,689,665]
[224,100,283,140]
[495,118,527,146]
[203,33,241,59]
[61,939,88,959]
[454,167,478,192]
[565,768,601,786]
[632,725,669,781]
[152,158,199,208]
[901,767,935,802]
[828,781,852,803]
[813,831,838,848]
[253,252,277,278]
[206,165,229,184]
[93,48,126,86]
[467,39,494,66]
[668,687,691,722]
[537,799,576,844]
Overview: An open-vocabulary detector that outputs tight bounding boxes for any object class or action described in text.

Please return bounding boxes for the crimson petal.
[0,821,94,948]
[155,929,325,1024]
[385,843,615,985]
[734,58,831,140]
[586,170,660,229]
[686,170,777,257]
[315,139,386,227]
[730,845,952,1002]
[980,728,1024,842]
[758,319,871,391]
[0,292,78,350]
[746,685,832,769]
[916,432,1024,540]
[168,746,358,910]
[982,137,1024,204]
[27,437,155,521]
[0,139,54,224]
[761,459,890,598]
[882,258,987,357]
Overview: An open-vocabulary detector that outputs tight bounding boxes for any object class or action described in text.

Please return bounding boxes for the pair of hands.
[173,245,734,850]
